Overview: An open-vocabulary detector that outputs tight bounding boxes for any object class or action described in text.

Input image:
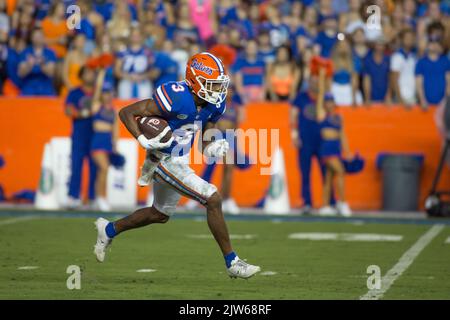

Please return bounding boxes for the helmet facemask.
[193,69,230,105]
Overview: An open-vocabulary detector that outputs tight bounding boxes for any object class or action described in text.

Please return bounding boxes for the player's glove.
[137,127,174,150]
[204,139,229,158]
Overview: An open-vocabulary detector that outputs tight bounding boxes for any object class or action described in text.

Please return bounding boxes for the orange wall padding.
[0,97,448,210]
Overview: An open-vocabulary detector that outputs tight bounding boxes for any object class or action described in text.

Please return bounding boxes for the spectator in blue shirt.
[362,37,391,105]
[152,50,179,88]
[115,27,156,99]
[232,40,266,104]
[292,25,313,58]
[77,0,105,56]
[415,36,450,109]
[18,28,56,96]
[94,0,137,22]
[222,2,255,40]
[314,15,338,58]
[257,31,276,65]
[168,2,201,45]
[260,4,290,48]
[5,34,26,93]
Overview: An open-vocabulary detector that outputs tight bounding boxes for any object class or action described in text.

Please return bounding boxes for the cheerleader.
[90,69,118,212]
[316,67,353,216]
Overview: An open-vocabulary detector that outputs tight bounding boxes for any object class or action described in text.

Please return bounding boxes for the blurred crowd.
[0,0,449,109]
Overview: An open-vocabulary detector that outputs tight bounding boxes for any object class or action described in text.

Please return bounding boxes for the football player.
[93,52,261,279]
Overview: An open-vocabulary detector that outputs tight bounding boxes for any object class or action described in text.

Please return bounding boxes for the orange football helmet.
[185,52,230,105]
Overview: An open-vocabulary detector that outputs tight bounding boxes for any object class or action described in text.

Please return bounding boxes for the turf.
[0,215,449,299]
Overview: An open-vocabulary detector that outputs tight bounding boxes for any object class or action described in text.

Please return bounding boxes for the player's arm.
[118,99,173,149]
[118,99,162,139]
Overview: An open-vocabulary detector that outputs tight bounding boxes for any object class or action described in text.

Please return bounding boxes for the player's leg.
[204,193,259,279]
[93,207,169,262]
[114,206,170,232]
[183,161,217,210]
[154,159,260,278]
[205,192,233,255]
[114,177,176,233]
[93,177,176,262]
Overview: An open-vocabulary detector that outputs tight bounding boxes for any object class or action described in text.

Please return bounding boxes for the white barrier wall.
[36,137,138,210]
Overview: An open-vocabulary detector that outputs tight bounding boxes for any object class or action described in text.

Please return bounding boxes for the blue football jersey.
[152,81,226,156]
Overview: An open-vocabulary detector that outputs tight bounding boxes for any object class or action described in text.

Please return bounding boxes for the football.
[138,116,172,143]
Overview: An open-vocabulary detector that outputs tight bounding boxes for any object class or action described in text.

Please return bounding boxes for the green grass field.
[0,212,449,300]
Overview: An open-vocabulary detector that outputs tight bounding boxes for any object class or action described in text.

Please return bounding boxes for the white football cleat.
[318,206,338,216]
[222,198,240,215]
[227,258,261,279]
[337,201,352,217]
[94,218,112,262]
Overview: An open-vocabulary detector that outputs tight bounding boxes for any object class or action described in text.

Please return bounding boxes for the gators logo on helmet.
[185,52,230,105]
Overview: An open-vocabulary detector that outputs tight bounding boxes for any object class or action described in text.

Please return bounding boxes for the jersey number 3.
[171,83,185,92]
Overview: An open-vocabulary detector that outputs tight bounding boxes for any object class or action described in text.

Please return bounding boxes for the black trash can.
[377,154,424,211]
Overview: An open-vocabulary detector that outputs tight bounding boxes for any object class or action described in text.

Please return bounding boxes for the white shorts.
[151,155,217,216]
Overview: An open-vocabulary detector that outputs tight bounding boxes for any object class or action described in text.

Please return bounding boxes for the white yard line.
[360,224,445,300]
[17,266,39,270]
[187,234,257,240]
[136,269,157,273]
[0,216,38,226]
[289,232,402,242]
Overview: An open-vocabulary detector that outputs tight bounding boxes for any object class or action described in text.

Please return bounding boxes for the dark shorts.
[319,139,341,161]
[91,132,113,154]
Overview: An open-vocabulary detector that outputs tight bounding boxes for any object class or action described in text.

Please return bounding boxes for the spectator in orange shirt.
[41,2,69,59]
[266,45,301,102]
[62,34,88,95]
